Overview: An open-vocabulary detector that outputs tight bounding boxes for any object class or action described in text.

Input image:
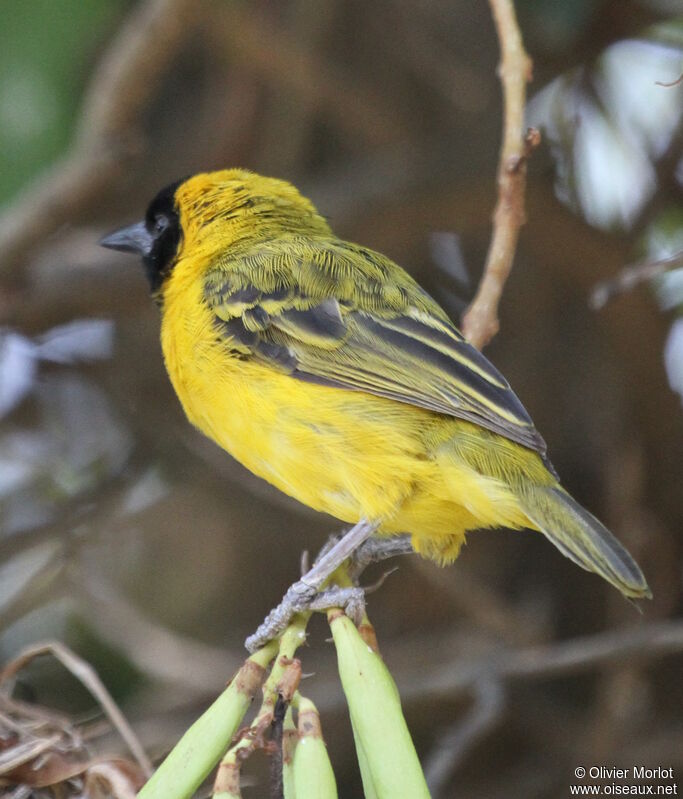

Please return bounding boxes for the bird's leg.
[303,533,413,617]
[245,518,380,653]
[312,531,413,577]
[296,533,413,628]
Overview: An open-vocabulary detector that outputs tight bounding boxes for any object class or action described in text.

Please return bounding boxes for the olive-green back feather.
[204,235,550,458]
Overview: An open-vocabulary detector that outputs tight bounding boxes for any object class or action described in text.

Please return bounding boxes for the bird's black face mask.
[99,179,183,293]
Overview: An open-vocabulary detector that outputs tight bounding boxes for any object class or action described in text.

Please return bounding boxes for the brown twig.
[424,677,505,795]
[461,0,537,349]
[0,0,195,285]
[0,543,66,635]
[655,72,683,88]
[419,619,683,701]
[589,249,683,310]
[0,641,152,778]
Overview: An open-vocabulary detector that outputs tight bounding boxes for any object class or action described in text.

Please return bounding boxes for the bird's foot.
[307,584,367,622]
[245,518,380,653]
[244,578,369,653]
[349,533,414,580]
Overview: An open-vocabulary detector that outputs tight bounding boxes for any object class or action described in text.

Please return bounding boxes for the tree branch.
[461,0,538,349]
[589,249,683,310]
[424,677,505,795]
[418,620,683,701]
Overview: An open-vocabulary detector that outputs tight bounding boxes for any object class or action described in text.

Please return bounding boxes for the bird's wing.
[204,236,549,457]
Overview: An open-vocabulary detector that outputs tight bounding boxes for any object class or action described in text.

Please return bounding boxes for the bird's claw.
[244,580,366,652]
[307,585,367,625]
[246,519,381,652]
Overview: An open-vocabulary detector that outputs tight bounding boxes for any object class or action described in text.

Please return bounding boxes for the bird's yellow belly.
[167,334,429,521]
[160,295,532,560]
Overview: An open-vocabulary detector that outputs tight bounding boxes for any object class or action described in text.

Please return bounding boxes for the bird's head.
[100,169,330,294]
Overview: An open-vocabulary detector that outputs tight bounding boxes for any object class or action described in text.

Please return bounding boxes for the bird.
[100,168,650,645]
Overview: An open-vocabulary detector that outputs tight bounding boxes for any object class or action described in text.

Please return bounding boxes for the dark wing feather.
[205,237,550,459]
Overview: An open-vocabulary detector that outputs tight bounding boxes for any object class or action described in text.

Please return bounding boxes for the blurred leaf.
[529,21,683,231]
[0,432,53,499]
[601,37,683,159]
[0,543,59,614]
[0,320,114,420]
[35,319,115,364]
[574,101,657,229]
[120,468,169,516]
[0,332,37,418]
[656,269,683,312]
[429,232,470,289]
[35,375,132,496]
[664,317,683,403]
[0,374,132,536]
[0,319,126,509]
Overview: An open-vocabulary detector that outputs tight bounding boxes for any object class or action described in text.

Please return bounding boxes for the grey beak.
[99,221,153,257]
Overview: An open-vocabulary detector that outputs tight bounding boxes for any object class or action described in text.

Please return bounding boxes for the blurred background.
[1,1,682,797]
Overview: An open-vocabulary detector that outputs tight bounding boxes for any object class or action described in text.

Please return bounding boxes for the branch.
[589,249,683,310]
[424,677,505,795]
[655,72,683,88]
[1,641,152,777]
[417,620,683,702]
[461,0,537,349]
[0,0,195,285]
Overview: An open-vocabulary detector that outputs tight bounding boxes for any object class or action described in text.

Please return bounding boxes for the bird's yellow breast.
[162,262,419,515]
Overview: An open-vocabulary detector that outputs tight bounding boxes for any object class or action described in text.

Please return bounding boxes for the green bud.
[330,613,430,799]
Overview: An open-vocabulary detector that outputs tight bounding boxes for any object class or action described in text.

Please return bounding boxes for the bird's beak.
[99,221,153,257]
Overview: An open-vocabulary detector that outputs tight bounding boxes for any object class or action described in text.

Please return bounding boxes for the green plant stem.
[138,642,277,799]
[329,611,431,799]
[292,694,338,798]
[213,613,310,798]
[351,718,379,799]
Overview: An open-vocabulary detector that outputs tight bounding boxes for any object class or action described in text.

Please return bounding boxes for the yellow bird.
[101,169,649,642]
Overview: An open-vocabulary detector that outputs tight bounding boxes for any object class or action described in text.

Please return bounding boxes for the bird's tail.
[517,484,651,600]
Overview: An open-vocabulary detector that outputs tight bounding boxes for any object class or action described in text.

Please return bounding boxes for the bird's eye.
[153,214,169,234]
